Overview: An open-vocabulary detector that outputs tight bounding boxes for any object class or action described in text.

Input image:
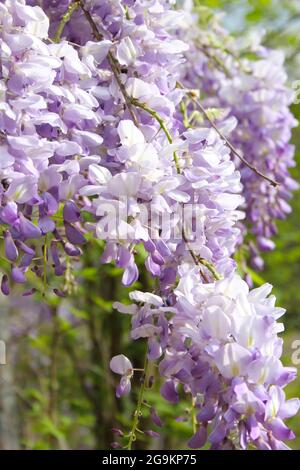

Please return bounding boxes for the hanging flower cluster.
[0,0,298,450]
[115,270,298,449]
[178,3,298,269]
[0,0,243,292]
[0,0,104,292]
[216,52,298,270]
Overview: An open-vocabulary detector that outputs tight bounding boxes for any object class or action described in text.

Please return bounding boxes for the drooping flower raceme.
[178,3,298,269]
[216,51,298,269]
[116,271,299,449]
[0,0,243,293]
[0,0,105,292]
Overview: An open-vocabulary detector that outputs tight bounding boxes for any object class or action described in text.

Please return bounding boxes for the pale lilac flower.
[110,354,134,398]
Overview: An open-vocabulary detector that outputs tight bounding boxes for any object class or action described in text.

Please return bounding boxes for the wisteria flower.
[110,354,134,398]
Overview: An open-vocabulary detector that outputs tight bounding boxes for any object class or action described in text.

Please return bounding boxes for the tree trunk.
[0,296,20,449]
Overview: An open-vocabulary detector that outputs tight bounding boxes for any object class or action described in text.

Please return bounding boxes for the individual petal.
[215,343,252,379]
[63,243,82,257]
[150,407,163,427]
[19,214,41,239]
[1,274,10,296]
[65,223,86,245]
[0,202,18,225]
[81,40,112,63]
[4,230,18,262]
[279,398,300,419]
[88,164,112,185]
[107,172,141,198]
[144,430,160,439]
[160,380,179,404]
[116,376,131,398]
[116,37,137,66]
[122,259,139,286]
[129,291,163,306]
[118,120,145,147]
[11,267,26,284]
[63,201,80,224]
[209,422,226,445]
[112,302,138,315]
[267,418,295,441]
[110,354,133,376]
[38,217,55,234]
[131,324,161,340]
[188,427,207,449]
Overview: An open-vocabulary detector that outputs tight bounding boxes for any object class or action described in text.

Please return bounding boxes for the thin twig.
[131,102,220,280]
[182,230,219,282]
[78,0,103,40]
[108,53,140,127]
[177,83,279,187]
[79,1,139,126]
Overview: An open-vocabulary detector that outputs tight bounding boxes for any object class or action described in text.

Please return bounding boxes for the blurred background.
[0,0,299,450]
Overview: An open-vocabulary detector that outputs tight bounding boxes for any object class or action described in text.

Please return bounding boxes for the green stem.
[126,354,150,450]
[182,226,221,281]
[179,100,190,129]
[131,99,181,174]
[132,99,173,144]
[198,257,221,281]
[191,397,197,434]
[53,1,80,43]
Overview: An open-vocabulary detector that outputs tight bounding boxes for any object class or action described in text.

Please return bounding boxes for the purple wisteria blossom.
[110,354,134,397]
[116,271,299,449]
[179,2,298,269]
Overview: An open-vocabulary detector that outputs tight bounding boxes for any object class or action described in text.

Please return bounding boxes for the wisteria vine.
[0,0,299,450]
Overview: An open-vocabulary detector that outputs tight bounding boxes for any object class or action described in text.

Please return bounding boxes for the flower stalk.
[125,354,150,450]
[53,1,81,43]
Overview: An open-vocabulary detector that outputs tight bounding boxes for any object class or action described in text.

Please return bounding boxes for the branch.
[197,44,232,77]
[199,102,278,186]
[178,84,279,187]
[182,230,220,281]
[131,101,220,280]
[177,83,278,187]
[107,53,140,127]
[79,1,139,126]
